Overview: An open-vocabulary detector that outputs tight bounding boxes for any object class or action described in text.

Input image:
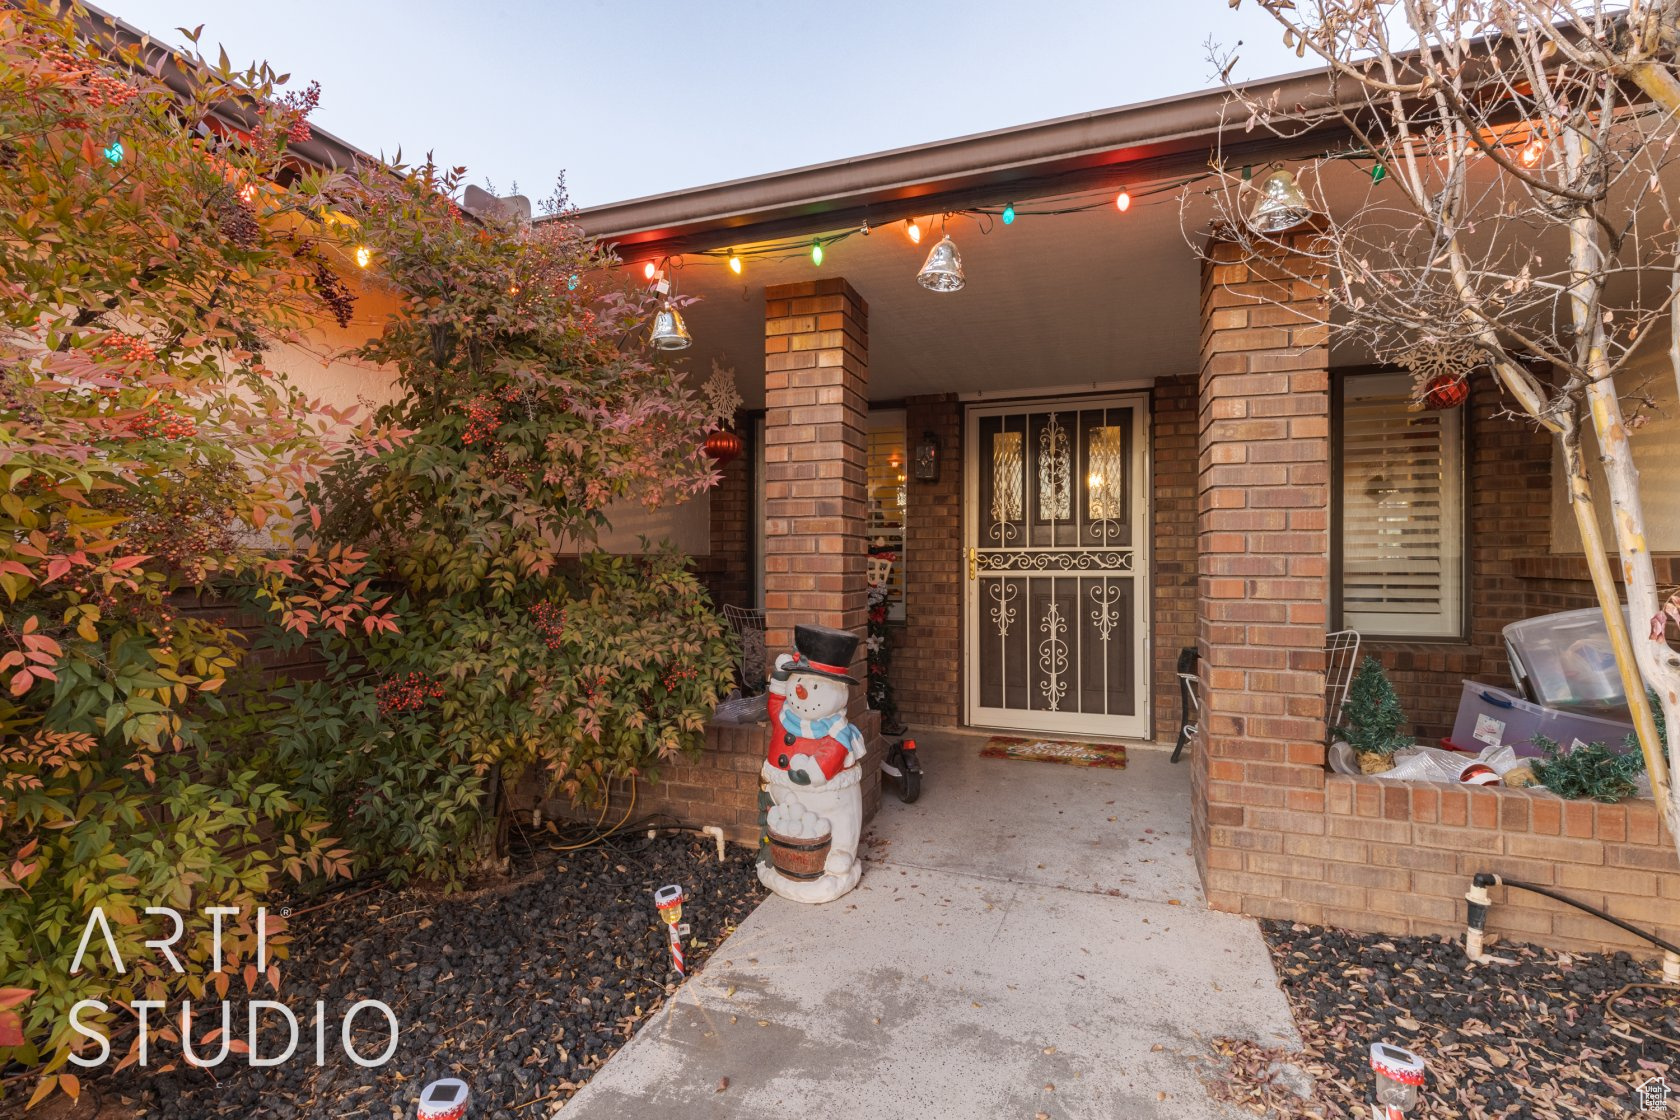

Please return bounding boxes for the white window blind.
[1338,372,1465,638]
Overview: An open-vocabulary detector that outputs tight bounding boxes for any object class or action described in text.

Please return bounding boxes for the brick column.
[761,280,870,700]
[1192,232,1332,916]
[894,394,963,725]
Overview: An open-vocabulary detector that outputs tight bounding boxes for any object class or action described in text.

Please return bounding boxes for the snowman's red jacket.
[765,691,850,781]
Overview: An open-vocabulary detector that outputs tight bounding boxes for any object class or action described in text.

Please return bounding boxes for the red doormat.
[980,736,1128,769]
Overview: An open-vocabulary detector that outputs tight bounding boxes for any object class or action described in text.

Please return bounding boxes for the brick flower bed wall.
[535,712,884,847]
[1205,772,1680,957]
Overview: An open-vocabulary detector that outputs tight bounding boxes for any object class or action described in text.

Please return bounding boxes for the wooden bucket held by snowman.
[766,825,831,880]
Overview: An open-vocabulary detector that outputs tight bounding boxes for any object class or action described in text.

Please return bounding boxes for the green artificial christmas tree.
[1333,656,1412,774]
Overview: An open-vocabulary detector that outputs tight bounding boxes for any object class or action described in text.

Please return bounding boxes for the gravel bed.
[1196,921,1679,1118]
[93,835,765,1120]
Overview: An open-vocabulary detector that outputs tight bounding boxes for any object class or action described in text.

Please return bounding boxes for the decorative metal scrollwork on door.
[988,580,1019,639]
[989,432,1023,543]
[972,401,1142,727]
[1038,413,1071,521]
[1038,600,1068,711]
[1089,582,1122,644]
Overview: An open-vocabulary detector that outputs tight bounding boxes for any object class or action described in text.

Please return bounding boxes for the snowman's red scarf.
[776,706,867,761]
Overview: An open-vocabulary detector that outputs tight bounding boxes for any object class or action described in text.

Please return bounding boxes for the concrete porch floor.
[555,731,1301,1119]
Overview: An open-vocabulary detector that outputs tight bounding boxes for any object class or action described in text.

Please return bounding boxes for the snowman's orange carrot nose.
[795,683,808,700]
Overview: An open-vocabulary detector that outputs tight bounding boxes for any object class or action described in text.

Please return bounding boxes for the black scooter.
[877,738,922,803]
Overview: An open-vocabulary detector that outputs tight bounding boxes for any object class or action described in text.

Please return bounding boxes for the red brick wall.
[1515,554,1680,616]
[761,279,870,682]
[1152,375,1199,742]
[534,714,883,846]
[1229,774,1679,956]
[691,417,754,615]
[1192,233,1333,899]
[894,394,963,726]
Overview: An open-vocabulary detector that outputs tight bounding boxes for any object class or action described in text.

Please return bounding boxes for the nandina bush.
[249,549,734,884]
[0,6,393,1100]
[231,159,738,886]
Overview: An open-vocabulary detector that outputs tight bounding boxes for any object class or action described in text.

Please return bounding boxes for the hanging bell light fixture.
[649,301,691,350]
[917,235,965,292]
[1246,168,1313,234]
[647,271,692,351]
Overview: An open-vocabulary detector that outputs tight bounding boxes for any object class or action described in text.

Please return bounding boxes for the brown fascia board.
[569,67,1355,259]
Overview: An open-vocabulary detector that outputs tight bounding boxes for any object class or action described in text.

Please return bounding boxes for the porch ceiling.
[663,188,1213,408]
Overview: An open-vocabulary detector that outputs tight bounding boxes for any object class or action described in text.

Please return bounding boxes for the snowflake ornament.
[1396,339,1479,393]
[702,361,743,420]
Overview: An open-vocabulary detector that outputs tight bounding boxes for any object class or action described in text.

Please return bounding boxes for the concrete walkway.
[556,731,1300,1119]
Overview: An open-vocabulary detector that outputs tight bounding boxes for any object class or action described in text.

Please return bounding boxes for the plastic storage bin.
[1449,680,1636,758]
[1503,606,1633,717]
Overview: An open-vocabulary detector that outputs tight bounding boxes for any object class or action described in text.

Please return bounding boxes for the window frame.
[1330,367,1472,643]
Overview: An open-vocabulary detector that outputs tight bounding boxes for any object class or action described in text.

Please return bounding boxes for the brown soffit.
[570,66,1355,259]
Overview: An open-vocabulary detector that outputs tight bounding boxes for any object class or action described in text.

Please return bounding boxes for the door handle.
[968,546,977,581]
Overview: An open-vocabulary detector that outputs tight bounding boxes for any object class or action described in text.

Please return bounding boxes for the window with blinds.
[1337,372,1466,638]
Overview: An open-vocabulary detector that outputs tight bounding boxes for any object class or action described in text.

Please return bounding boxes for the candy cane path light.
[417,1077,470,1120]
[1369,1042,1425,1119]
[655,884,686,975]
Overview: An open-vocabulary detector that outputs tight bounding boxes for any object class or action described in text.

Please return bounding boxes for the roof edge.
[571,65,1346,254]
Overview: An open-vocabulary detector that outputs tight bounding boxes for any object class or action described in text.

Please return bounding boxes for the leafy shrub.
[0,7,389,1096]
[235,147,739,886]
[245,550,734,885]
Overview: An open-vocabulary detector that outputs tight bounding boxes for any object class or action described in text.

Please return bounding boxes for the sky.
[107,0,1307,210]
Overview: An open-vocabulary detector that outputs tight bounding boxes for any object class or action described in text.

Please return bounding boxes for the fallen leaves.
[1190,921,1678,1120]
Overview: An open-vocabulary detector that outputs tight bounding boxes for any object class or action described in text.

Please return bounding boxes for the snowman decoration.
[759,624,868,903]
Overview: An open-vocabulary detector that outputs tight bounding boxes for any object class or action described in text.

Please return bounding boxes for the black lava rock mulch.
[102,836,766,1120]
[1197,921,1679,1119]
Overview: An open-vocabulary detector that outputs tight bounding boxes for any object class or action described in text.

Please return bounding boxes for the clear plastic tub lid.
[1503,606,1632,710]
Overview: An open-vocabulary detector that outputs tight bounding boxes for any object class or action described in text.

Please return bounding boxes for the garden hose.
[1467,872,1680,960]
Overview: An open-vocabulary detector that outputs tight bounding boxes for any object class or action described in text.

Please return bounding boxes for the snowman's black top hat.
[787,624,859,683]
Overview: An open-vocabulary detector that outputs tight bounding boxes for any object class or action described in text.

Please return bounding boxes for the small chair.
[1325,628,1362,731]
[1172,646,1201,764]
[722,604,767,694]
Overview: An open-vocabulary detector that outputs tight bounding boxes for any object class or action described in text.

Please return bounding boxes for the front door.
[964,395,1150,737]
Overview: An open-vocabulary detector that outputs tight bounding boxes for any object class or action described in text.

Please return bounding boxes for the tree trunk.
[1566,200,1680,841]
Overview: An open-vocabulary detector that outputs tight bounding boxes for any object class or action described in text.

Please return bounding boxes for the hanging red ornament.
[1421,374,1469,410]
[703,429,744,467]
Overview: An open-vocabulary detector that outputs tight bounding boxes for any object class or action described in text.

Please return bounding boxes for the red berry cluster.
[661,663,697,691]
[375,672,445,715]
[276,80,321,143]
[530,600,567,650]
[463,395,502,446]
[46,49,138,111]
[128,404,196,440]
[580,672,609,703]
[101,332,155,363]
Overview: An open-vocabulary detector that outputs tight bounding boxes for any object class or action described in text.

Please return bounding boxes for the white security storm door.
[964,396,1150,737]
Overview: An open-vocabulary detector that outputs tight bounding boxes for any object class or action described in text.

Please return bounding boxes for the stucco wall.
[1551,340,1680,553]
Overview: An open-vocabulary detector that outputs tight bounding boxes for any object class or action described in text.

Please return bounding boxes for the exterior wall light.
[913,431,941,482]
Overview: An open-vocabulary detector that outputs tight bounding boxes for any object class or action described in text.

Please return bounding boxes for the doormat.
[979,736,1128,769]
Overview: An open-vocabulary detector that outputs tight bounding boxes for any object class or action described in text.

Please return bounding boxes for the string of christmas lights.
[628,132,1543,348]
